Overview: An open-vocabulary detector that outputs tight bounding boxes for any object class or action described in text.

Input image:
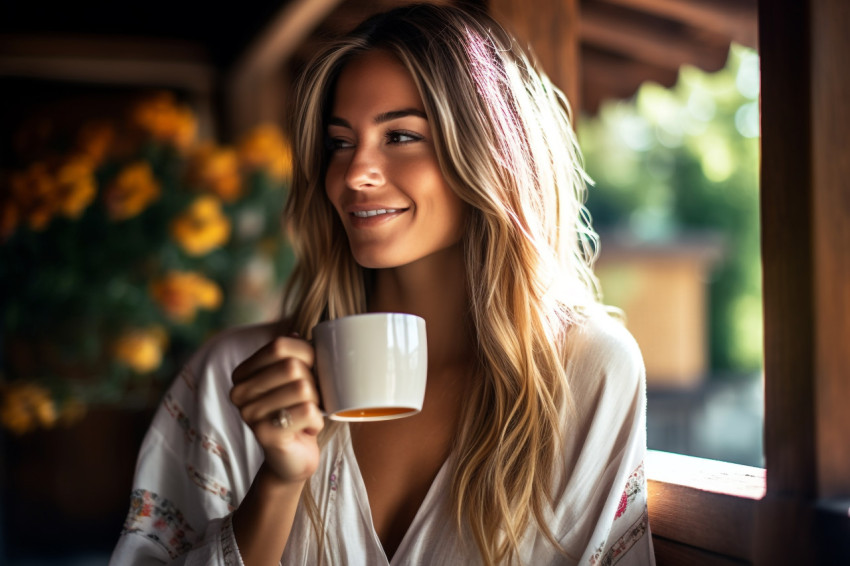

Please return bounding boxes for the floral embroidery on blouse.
[187,464,236,511]
[179,365,197,392]
[590,510,649,566]
[163,392,234,477]
[163,392,197,444]
[201,432,234,478]
[615,462,644,520]
[221,514,242,566]
[588,461,648,565]
[121,489,196,559]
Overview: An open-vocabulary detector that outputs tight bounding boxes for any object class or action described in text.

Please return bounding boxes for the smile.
[351,208,405,218]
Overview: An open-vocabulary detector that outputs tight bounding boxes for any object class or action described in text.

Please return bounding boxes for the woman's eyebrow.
[374,108,427,124]
[327,108,427,129]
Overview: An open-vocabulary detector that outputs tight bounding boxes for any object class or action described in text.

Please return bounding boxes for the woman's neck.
[368,243,471,370]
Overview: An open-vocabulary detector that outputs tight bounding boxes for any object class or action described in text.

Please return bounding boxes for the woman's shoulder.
[200,321,279,360]
[563,308,645,391]
[568,309,642,360]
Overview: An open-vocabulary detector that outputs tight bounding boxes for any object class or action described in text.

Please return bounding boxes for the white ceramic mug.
[313,313,428,421]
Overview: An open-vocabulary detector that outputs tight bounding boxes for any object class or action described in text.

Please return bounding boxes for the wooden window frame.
[647,1,850,564]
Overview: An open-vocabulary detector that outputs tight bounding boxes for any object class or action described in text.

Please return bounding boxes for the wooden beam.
[0,35,216,139]
[598,0,758,49]
[580,46,678,112]
[227,0,345,135]
[580,2,729,74]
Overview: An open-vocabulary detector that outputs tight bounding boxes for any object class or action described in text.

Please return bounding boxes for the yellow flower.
[237,124,292,181]
[10,162,58,231]
[113,326,169,373]
[0,382,58,435]
[171,195,231,256]
[75,120,115,165]
[150,271,223,322]
[105,161,161,221]
[132,92,198,151]
[55,154,97,219]
[189,143,243,202]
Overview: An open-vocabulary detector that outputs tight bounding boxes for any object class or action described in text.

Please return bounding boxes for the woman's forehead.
[329,50,426,121]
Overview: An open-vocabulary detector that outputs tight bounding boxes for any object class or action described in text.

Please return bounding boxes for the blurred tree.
[579,44,761,375]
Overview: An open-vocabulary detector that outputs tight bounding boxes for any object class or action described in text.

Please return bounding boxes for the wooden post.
[486,0,581,114]
[227,0,344,137]
[757,0,850,563]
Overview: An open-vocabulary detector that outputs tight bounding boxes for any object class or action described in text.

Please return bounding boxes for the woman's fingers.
[228,336,324,484]
[253,401,325,482]
[255,402,325,440]
[230,356,315,408]
[232,336,315,385]
[237,378,321,426]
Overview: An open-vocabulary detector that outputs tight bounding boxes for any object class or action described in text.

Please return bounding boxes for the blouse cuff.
[220,514,245,566]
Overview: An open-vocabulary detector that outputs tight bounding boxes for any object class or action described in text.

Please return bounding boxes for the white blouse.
[110,314,655,566]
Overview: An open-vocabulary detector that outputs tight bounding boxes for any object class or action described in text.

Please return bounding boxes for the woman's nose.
[344,146,385,191]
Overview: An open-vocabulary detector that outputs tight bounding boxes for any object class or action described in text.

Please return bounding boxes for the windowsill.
[645,450,766,562]
[646,450,765,499]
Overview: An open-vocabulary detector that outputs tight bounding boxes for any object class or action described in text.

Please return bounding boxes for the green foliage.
[579,44,762,373]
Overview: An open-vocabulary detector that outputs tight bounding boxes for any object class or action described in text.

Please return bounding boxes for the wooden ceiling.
[0,0,758,116]
[283,0,758,113]
[578,0,758,112]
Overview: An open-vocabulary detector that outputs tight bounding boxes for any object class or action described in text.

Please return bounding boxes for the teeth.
[352,209,401,218]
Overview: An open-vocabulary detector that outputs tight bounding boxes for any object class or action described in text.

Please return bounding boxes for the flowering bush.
[0,92,293,435]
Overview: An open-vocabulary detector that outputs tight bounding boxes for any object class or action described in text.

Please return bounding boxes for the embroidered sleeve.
[110,327,270,565]
[558,316,656,566]
[216,514,245,566]
[120,489,197,559]
[587,462,652,566]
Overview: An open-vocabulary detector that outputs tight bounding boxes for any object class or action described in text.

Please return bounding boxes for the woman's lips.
[347,207,408,227]
[351,208,403,218]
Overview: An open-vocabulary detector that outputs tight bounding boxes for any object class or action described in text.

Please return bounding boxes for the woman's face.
[324,49,467,270]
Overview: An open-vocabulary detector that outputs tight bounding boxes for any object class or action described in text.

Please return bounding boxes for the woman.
[111,4,655,565]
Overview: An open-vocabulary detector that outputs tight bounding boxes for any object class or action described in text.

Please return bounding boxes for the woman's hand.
[230,336,325,484]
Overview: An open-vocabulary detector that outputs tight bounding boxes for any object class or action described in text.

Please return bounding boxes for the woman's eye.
[325,137,353,151]
[386,131,422,145]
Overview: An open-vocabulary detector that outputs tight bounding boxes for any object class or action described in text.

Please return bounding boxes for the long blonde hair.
[282,4,601,563]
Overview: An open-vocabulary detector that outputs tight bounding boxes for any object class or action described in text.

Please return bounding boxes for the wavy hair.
[282,3,601,563]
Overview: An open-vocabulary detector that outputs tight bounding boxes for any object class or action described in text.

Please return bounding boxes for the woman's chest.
[350,417,455,558]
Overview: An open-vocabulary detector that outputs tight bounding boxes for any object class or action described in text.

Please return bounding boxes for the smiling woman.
[110,4,655,566]
[324,50,467,270]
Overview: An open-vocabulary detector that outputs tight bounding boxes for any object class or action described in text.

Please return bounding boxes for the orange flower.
[113,326,169,373]
[55,154,97,219]
[10,162,58,230]
[237,124,292,181]
[170,195,231,256]
[150,271,223,322]
[189,143,243,202]
[0,382,58,435]
[104,161,161,221]
[132,92,197,151]
[75,120,115,165]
